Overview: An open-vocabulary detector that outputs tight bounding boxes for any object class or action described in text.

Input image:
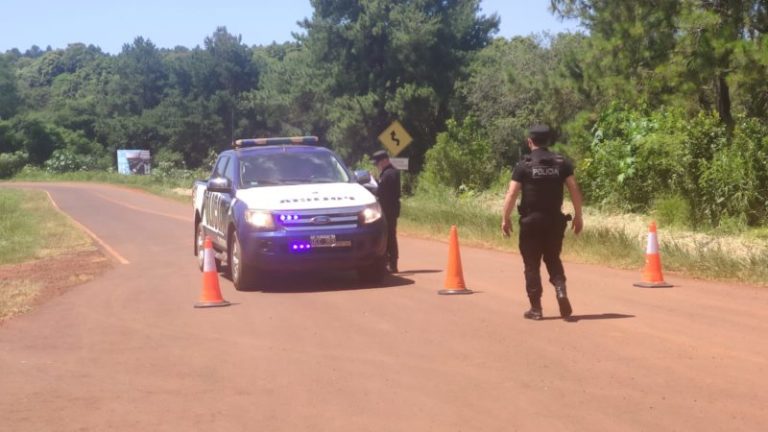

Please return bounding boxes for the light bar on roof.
[233,136,319,148]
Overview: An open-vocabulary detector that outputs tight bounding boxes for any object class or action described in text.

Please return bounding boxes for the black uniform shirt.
[512,148,574,215]
[377,163,401,218]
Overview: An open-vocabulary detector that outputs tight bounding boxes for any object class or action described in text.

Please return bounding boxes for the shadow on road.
[230,271,415,294]
[541,313,636,322]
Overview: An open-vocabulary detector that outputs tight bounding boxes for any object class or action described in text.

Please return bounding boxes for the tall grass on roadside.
[566,226,644,268]
[661,238,768,285]
[401,190,768,286]
[400,190,517,251]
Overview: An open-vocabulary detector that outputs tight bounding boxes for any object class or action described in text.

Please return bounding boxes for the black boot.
[555,285,572,318]
[524,297,543,320]
[389,259,398,273]
[523,308,543,320]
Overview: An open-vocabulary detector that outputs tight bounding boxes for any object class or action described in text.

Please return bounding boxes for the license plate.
[310,235,351,248]
[311,235,336,247]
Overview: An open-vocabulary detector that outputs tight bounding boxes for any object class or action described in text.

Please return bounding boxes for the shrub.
[652,194,692,229]
[0,151,28,178]
[576,105,768,227]
[44,148,106,173]
[420,116,501,193]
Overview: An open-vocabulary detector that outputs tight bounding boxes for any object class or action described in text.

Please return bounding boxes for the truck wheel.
[196,221,206,271]
[357,257,387,283]
[229,231,256,291]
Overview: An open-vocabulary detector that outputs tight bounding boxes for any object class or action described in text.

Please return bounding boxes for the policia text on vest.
[501,125,584,321]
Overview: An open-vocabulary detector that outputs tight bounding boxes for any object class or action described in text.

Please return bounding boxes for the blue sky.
[1,0,581,54]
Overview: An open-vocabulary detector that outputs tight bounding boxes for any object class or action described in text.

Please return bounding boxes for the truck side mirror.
[354,170,371,184]
[207,177,232,194]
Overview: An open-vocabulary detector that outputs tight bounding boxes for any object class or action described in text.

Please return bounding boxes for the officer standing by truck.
[372,150,401,273]
[501,125,584,320]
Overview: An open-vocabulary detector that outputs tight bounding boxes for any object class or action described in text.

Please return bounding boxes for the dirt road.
[1,182,766,431]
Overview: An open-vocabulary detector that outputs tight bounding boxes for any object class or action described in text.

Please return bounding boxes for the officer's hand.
[572,215,583,235]
[501,219,512,237]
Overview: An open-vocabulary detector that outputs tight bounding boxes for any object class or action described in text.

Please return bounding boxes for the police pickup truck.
[192,136,388,290]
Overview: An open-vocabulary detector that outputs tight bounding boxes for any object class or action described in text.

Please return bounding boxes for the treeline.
[0,1,499,176]
[1,0,768,227]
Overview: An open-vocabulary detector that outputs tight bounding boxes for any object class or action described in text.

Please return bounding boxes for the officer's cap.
[528,124,552,146]
[371,150,389,162]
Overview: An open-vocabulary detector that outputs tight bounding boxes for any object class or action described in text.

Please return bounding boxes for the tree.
[298,0,499,167]
[551,0,768,127]
[458,34,589,166]
[115,37,167,114]
[0,55,21,119]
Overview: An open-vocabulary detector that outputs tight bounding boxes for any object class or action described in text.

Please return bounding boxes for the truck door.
[204,155,232,247]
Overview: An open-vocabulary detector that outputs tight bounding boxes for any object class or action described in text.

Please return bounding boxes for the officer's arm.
[565,175,583,234]
[501,180,522,237]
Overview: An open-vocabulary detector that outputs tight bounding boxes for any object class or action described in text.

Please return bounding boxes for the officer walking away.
[501,125,583,320]
[372,150,401,273]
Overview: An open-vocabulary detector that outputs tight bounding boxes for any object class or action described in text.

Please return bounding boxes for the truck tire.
[357,257,387,283]
[196,221,206,271]
[229,231,256,291]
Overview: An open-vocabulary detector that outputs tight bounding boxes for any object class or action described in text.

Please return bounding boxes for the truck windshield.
[239,151,351,188]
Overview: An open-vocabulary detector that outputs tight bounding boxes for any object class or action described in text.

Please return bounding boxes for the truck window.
[239,152,350,188]
[213,156,230,179]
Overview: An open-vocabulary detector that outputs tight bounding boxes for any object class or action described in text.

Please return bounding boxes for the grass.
[0,189,93,265]
[0,188,96,320]
[0,189,44,263]
[0,280,41,321]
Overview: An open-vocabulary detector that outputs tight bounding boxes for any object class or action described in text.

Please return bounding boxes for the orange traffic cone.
[438,225,473,295]
[195,236,231,308]
[633,221,673,288]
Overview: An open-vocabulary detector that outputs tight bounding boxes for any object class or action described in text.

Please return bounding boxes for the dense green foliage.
[2,0,768,227]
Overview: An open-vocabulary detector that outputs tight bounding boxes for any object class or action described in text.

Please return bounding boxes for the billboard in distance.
[117,150,151,175]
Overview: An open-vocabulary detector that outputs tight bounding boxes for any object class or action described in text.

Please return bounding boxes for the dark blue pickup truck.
[192,137,388,290]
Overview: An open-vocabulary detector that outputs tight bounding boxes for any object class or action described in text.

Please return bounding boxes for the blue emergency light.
[290,240,312,252]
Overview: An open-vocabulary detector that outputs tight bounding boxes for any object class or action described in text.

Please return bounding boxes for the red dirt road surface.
[1,182,767,431]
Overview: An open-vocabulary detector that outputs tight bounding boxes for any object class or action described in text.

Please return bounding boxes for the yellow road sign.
[378,121,413,156]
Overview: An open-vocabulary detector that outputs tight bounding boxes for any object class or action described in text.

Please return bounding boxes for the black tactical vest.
[514,149,570,215]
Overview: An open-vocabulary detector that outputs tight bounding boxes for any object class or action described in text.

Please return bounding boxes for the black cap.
[528,124,552,146]
[371,150,389,162]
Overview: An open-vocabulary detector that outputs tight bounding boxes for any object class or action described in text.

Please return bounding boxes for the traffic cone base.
[195,236,231,308]
[438,288,474,295]
[634,221,673,288]
[194,300,231,308]
[439,225,473,295]
[633,281,673,288]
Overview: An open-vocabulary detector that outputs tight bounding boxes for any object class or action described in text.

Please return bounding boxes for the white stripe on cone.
[646,232,658,254]
[203,242,216,272]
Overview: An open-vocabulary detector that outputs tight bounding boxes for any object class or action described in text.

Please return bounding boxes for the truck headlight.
[360,202,382,224]
[245,209,276,230]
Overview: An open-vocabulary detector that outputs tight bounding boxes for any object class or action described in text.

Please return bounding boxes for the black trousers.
[385,213,398,265]
[518,213,568,301]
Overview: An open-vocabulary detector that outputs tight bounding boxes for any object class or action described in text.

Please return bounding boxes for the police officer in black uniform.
[372,150,401,273]
[501,125,583,320]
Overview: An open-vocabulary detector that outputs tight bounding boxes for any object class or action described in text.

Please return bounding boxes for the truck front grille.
[275,207,362,231]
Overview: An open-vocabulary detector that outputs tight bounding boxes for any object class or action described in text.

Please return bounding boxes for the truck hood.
[235,183,377,210]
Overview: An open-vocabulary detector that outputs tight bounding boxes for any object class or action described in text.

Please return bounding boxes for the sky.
[0,0,581,54]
